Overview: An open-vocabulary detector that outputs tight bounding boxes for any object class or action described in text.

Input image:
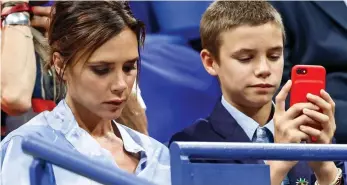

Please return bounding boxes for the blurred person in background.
[270,1,347,144]
[1,0,56,138]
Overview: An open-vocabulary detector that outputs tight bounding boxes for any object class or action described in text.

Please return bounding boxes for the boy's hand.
[271,80,320,181]
[274,80,320,144]
[298,89,336,144]
[275,82,339,184]
[299,90,338,184]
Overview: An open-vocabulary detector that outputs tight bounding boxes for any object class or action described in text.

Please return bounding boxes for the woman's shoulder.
[1,110,62,149]
[0,111,56,185]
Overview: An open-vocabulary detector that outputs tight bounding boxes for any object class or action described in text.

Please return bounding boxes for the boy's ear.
[200,49,218,76]
[52,52,67,80]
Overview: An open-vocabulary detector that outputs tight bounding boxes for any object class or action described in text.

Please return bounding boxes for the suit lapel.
[209,101,251,142]
[313,1,347,31]
[208,100,261,164]
[288,161,313,185]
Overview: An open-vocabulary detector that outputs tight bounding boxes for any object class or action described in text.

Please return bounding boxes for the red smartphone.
[290,65,326,142]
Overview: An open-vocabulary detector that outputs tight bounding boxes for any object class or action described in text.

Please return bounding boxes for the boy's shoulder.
[169,117,218,145]
[169,100,231,145]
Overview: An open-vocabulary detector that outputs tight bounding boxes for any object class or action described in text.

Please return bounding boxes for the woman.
[0,1,170,185]
[1,0,148,136]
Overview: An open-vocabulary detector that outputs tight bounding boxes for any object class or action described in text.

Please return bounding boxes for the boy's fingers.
[275,80,292,115]
[286,102,319,119]
[320,89,335,113]
[307,93,333,117]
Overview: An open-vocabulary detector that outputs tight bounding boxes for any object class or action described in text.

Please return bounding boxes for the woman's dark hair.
[47,1,148,134]
[48,1,145,89]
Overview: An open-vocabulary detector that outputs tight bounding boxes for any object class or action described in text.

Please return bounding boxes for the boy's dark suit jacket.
[170,101,346,185]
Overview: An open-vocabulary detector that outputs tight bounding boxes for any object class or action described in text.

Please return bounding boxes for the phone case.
[290,65,326,106]
[290,65,326,142]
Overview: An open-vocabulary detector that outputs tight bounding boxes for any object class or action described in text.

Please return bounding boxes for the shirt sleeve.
[1,136,34,185]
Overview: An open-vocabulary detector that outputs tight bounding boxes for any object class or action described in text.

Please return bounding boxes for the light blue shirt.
[221,96,289,185]
[0,100,171,185]
[221,96,275,140]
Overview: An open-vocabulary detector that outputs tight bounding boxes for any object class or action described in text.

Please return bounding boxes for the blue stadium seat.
[145,34,188,46]
[43,1,54,6]
[22,135,154,185]
[129,1,158,33]
[170,142,347,185]
[150,1,212,40]
[140,43,221,143]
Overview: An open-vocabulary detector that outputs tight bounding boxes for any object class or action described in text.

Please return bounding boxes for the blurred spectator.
[1,0,39,115]
[270,1,347,144]
[1,1,56,138]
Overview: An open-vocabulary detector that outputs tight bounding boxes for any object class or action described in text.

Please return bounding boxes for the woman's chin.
[99,109,123,121]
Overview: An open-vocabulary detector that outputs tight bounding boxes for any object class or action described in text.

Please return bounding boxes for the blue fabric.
[129,1,158,33]
[252,127,273,143]
[32,53,42,99]
[221,96,275,141]
[140,43,221,143]
[150,1,212,40]
[145,34,188,46]
[0,100,170,185]
[43,1,54,6]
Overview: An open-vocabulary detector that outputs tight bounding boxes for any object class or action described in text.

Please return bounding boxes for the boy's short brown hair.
[200,1,285,60]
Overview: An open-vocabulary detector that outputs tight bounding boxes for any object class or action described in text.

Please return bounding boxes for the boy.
[170,1,345,185]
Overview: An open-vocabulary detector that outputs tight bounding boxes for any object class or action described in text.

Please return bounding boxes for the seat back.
[22,135,155,185]
[170,142,347,185]
[151,1,212,40]
[140,43,221,143]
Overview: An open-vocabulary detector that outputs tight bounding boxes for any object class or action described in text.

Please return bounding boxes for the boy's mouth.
[250,83,274,88]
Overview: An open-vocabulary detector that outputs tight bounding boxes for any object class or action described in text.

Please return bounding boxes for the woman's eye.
[91,66,110,75]
[123,63,137,73]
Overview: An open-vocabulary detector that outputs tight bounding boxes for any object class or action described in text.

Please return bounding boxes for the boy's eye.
[268,54,281,61]
[237,57,252,63]
[91,66,110,75]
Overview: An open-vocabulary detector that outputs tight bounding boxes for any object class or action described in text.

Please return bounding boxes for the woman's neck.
[65,95,114,138]
[224,96,273,127]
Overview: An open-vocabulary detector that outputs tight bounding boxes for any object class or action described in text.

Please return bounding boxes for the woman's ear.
[52,52,66,80]
[200,49,219,76]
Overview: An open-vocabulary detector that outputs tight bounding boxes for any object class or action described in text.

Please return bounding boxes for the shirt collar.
[113,121,145,153]
[46,99,145,157]
[221,96,275,141]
